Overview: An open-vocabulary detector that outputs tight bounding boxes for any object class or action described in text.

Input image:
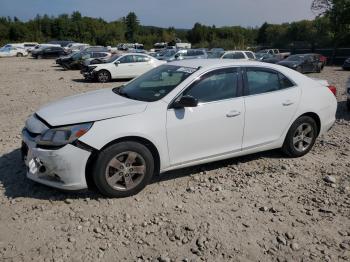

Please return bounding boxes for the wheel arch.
[98,68,111,76]
[85,136,161,190]
[296,112,321,136]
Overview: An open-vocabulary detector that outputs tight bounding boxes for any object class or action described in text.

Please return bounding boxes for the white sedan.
[221,50,256,60]
[0,47,28,57]
[82,53,166,82]
[22,60,337,197]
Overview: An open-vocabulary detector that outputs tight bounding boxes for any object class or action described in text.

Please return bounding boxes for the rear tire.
[282,116,318,157]
[92,142,155,198]
[97,70,111,83]
[16,53,23,57]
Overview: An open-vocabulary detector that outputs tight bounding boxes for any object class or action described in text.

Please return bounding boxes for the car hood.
[278,61,301,67]
[36,88,148,126]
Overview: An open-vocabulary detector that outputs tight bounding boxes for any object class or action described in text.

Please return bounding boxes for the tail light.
[328,85,337,96]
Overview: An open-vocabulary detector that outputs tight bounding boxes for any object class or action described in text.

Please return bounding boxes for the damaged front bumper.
[22,129,91,191]
[81,69,96,80]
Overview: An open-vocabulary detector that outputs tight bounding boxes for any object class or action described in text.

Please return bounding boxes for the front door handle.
[226,110,241,118]
[282,100,294,106]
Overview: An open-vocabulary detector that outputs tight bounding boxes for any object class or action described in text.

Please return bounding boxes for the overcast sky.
[0,0,316,28]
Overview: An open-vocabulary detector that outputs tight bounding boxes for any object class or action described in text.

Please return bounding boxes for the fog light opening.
[39,166,46,173]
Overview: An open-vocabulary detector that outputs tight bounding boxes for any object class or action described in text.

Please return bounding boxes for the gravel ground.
[0,57,349,262]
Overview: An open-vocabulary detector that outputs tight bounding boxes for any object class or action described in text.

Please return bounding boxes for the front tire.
[97,70,111,83]
[16,53,23,57]
[282,116,318,157]
[92,142,155,198]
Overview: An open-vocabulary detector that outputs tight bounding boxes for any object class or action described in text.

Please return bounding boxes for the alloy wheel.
[292,123,314,152]
[105,151,146,191]
[98,71,109,82]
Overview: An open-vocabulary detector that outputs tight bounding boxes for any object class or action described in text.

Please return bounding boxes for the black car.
[277,54,322,73]
[48,40,75,47]
[343,57,350,70]
[32,46,65,59]
[255,53,281,64]
[58,51,110,70]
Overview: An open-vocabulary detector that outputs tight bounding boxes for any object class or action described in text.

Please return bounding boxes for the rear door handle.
[226,110,241,118]
[282,100,294,106]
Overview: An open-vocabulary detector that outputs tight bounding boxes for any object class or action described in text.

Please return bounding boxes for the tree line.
[0,0,349,50]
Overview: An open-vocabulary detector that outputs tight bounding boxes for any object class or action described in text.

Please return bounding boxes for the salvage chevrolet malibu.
[22,60,337,197]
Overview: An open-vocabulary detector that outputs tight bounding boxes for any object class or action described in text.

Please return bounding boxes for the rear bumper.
[22,130,91,191]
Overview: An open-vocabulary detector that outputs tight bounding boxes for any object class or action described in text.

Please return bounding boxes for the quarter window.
[183,69,238,103]
[279,73,294,89]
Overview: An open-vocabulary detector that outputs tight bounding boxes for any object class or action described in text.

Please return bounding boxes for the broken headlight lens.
[36,122,93,147]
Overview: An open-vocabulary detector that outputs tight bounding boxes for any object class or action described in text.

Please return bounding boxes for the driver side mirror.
[115,60,120,66]
[172,95,198,109]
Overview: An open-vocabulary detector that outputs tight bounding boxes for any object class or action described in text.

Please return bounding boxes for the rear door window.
[134,55,150,62]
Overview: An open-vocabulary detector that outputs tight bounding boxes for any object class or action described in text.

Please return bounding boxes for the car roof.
[168,59,286,71]
[225,50,250,53]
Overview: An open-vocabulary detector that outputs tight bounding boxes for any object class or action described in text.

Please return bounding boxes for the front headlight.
[89,66,97,71]
[36,122,93,147]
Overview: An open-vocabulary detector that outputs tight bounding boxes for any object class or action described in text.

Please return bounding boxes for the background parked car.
[255,53,282,64]
[0,46,28,57]
[256,49,291,59]
[221,50,256,60]
[48,40,75,47]
[82,54,119,67]
[23,42,39,52]
[82,53,165,82]
[153,49,177,60]
[32,46,65,59]
[277,54,322,73]
[343,57,350,70]
[63,43,90,54]
[59,51,111,70]
[167,49,207,61]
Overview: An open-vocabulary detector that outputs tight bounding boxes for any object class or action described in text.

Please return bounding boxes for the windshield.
[286,55,304,61]
[207,51,225,58]
[158,49,176,58]
[72,52,83,60]
[256,53,273,59]
[113,65,198,102]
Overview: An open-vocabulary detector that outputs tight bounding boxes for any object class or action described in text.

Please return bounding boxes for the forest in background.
[0,0,349,50]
